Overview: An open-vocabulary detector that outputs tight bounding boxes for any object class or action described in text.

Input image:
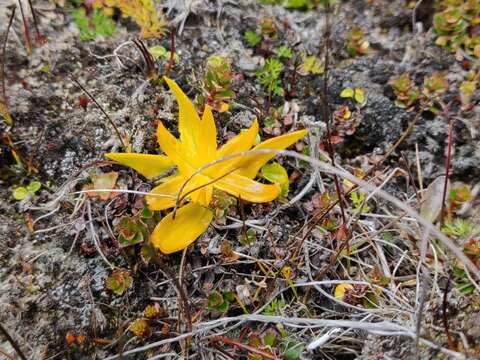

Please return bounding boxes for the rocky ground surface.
[1,0,479,359]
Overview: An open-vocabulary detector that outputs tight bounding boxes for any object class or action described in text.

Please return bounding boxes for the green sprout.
[442,218,476,239]
[346,26,369,57]
[12,181,41,201]
[433,7,467,52]
[198,56,235,113]
[391,73,419,109]
[256,58,284,96]
[244,31,262,47]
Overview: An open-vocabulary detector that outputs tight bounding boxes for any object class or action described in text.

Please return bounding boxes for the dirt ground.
[1,0,480,359]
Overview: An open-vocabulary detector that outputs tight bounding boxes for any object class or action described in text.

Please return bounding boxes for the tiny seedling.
[391,74,419,109]
[198,56,235,113]
[256,58,284,96]
[207,290,235,312]
[350,190,370,214]
[105,269,133,296]
[297,52,324,75]
[239,227,257,245]
[346,26,369,57]
[340,87,366,106]
[275,45,294,59]
[244,31,262,47]
[12,181,41,200]
[148,45,179,63]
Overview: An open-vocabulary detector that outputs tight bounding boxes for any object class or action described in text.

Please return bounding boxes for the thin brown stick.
[17,0,32,54]
[210,336,280,360]
[165,27,175,78]
[440,116,453,226]
[1,7,16,103]
[0,324,27,360]
[70,75,127,150]
[442,273,456,350]
[400,150,420,202]
[319,1,347,224]
[26,0,45,44]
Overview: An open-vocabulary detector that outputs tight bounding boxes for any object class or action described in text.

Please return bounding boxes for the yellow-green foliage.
[93,0,168,38]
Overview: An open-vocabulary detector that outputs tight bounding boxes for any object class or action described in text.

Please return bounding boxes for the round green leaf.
[340,87,354,98]
[27,181,41,193]
[12,187,29,200]
[354,88,366,105]
[260,162,289,195]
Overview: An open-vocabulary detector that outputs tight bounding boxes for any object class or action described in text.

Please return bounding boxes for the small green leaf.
[106,269,133,296]
[354,88,366,105]
[340,87,354,98]
[244,31,262,47]
[261,162,289,196]
[276,45,293,59]
[239,228,257,246]
[148,46,179,62]
[282,341,304,360]
[12,187,29,200]
[27,181,41,194]
[148,45,167,59]
[263,331,277,347]
[223,291,235,302]
[207,290,224,309]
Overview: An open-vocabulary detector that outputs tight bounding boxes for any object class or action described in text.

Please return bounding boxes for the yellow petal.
[150,202,213,254]
[163,76,201,152]
[208,119,259,176]
[198,105,217,163]
[157,121,193,174]
[217,119,259,158]
[237,129,307,179]
[215,173,281,203]
[106,153,174,179]
[146,175,184,210]
[334,283,354,299]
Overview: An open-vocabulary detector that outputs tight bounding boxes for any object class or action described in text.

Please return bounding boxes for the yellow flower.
[106,77,307,254]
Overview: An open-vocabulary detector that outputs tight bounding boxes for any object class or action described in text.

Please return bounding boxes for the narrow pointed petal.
[106,153,174,179]
[157,121,193,174]
[146,175,184,210]
[217,119,259,158]
[163,77,201,152]
[215,173,281,203]
[198,105,217,162]
[189,184,213,207]
[151,202,213,254]
[207,119,259,176]
[237,129,308,179]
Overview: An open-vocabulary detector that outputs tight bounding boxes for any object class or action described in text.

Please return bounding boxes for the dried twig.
[319,1,347,224]
[17,0,32,54]
[1,6,16,110]
[440,115,454,225]
[165,27,175,78]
